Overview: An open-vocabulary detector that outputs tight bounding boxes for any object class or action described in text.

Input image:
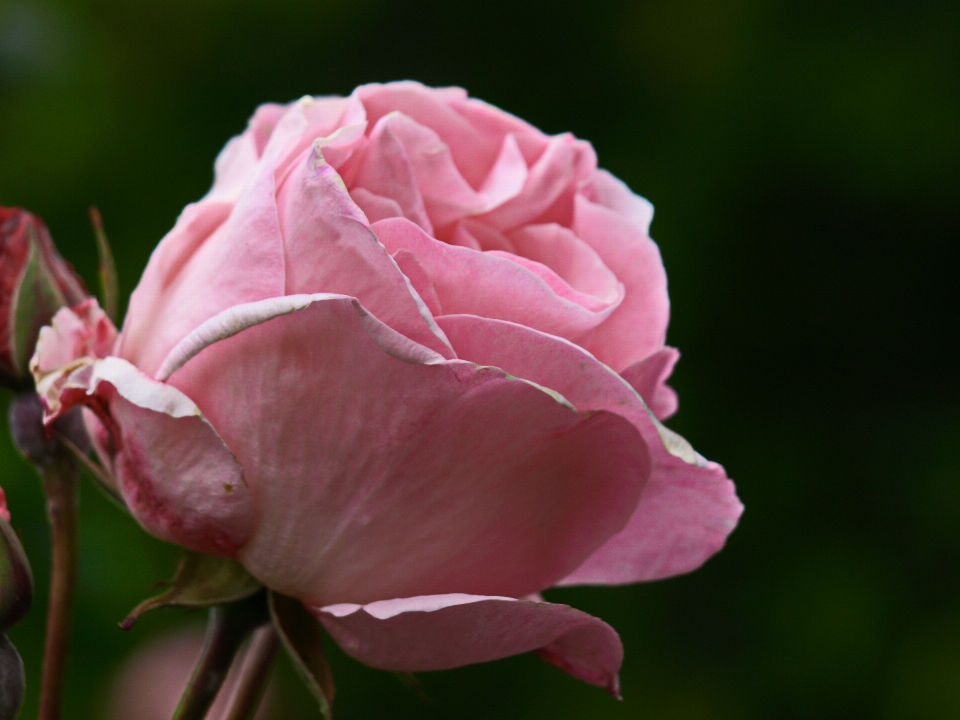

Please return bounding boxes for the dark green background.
[1,0,958,717]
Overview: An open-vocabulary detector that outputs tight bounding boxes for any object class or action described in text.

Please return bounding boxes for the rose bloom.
[34,82,742,694]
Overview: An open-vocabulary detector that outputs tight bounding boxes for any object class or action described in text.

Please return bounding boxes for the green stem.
[38,458,79,720]
[222,624,279,720]
[172,593,268,720]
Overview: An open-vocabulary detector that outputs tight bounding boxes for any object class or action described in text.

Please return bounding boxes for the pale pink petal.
[43,356,253,556]
[349,115,434,233]
[574,189,669,372]
[588,169,654,232]
[359,113,526,229]
[481,133,597,231]
[437,315,743,585]
[349,187,405,224]
[484,251,620,314]
[275,143,453,357]
[120,155,286,376]
[373,217,617,342]
[506,223,623,304]
[32,299,117,374]
[391,250,443,317]
[448,95,552,170]
[619,347,680,420]
[165,295,648,606]
[117,200,231,364]
[356,82,524,189]
[259,95,368,183]
[314,593,622,694]
[449,217,516,252]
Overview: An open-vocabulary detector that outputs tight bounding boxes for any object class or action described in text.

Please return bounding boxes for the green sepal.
[89,207,119,323]
[121,552,262,630]
[11,236,66,377]
[55,429,127,513]
[0,517,33,633]
[269,591,334,718]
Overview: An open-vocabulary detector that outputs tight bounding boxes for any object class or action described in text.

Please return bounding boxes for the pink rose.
[33,82,742,694]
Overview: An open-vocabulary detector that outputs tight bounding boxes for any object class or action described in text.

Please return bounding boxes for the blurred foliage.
[1,0,958,718]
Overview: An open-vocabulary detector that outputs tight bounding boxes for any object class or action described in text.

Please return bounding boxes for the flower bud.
[0,488,33,633]
[0,208,87,390]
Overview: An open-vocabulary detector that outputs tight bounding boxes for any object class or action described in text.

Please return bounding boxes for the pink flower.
[33,82,742,694]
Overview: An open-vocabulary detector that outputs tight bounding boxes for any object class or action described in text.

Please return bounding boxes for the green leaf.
[121,553,262,630]
[269,591,334,718]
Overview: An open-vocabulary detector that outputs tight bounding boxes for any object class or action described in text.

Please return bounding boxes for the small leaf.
[122,553,262,630]
[269,591,334,718]
[0,634,25,720]
[89,207,119,323]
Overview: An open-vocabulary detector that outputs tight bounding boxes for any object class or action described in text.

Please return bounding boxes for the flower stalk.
[222,624,279,720]
[37,456,79,720]
[172,592,269,720]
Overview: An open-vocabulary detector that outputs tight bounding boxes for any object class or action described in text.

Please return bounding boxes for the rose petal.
[274,142,453,358]
[350,115,434,233]
[120,155,285,377]
[165,294,647,605]
[480,133,596,231]
[506,222,624,304]
[356,82,542,189]
[358,113,527,229]
[619,347,680,420]
[40,354,253,556]
[574,181,669,372]
[374,217,618,341]
[314,593,622,693]
[437,314,743,584]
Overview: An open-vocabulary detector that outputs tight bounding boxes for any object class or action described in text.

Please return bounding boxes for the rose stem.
[172,595,268,720]
[38,457,79,720]
[221,624,280,720]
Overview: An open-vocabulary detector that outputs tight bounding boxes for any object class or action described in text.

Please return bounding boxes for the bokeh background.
[1,0,958,718]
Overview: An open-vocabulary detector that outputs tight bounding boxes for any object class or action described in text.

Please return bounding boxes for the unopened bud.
[0,633,25,720]
[0,490,32,633]
[0,208,87,390]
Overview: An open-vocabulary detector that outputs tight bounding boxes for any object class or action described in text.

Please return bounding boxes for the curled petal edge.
[313,593,623,696]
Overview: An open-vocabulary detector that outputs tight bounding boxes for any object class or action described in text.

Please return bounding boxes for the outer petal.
[274,142,453,358]
[37,356,253,557]
[120,151,285,376]
[373,217,618,342]
[619,346,681,421]
[164,294,648,606]
[574,175,669,372]
[437,315,743,584]
[314,594,622,694]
